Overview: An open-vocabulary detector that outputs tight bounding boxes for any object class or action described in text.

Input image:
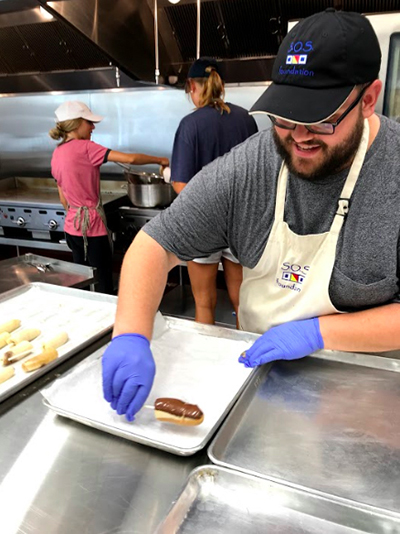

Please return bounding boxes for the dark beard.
[272,113,365,181]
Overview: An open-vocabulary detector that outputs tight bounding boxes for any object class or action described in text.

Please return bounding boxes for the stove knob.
[16,216,26,227]
[48,219,58,230]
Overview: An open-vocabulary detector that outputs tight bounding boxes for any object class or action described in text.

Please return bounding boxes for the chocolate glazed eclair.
[154,398,204,426]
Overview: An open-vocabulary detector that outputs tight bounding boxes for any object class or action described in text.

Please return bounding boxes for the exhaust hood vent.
[162,0,400,83]
[0,20,110,75]
[165,0,282,62]
[2,0,400,90]
[0,4,155,93]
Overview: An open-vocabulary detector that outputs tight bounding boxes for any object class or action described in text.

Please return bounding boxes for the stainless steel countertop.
[0,338,207,534]
[0,189,125,209]
[0,253,95,294]
[0,177,127,209]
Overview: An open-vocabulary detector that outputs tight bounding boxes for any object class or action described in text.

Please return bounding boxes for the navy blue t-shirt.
[171,103,258,183]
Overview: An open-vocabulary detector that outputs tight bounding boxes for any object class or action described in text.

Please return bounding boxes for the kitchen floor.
[160,283,237,328]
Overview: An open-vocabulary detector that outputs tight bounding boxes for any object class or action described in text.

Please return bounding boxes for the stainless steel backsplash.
[0,85,270,179]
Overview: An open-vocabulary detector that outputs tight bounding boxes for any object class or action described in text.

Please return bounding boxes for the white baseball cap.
[54,101,103,123]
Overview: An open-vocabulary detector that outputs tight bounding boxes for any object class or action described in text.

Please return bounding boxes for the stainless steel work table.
[0,253,96,293]
[0,337,207,534]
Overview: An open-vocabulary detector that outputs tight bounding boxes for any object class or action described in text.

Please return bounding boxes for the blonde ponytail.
[200,68,230,114]
[48,118,82,145]
[186,67,231,114]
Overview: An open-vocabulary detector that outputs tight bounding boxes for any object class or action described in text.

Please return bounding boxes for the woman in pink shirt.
[50,101,169,294]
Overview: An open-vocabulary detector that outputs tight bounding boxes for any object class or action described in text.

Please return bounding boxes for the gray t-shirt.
[144,115,400,312]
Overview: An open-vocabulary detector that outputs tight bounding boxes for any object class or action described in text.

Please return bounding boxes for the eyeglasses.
[269,85,370,135]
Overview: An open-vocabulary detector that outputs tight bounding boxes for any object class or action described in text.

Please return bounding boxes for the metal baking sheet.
[0,282,117,402]
[209,351,400,514]
[156,465,400,533]
[42,316,260,456]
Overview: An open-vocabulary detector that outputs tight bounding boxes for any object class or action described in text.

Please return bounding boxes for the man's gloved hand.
[238,318,324,368]
[102,333,156,421]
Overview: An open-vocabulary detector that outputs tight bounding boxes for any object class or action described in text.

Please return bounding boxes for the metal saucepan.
[117,162,177,208]
[117,162,165,184]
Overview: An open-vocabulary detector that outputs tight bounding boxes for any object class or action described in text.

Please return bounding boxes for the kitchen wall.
[0,84,271,178]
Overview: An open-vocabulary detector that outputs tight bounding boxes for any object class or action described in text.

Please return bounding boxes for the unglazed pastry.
[0,366,15,384]
[3,341,33,366]
[0,332,11,349]
[22,347,58,373]
[8,328,40,346]
[154,397,204,426]
[0,319,20,335]
[42,331,68,350]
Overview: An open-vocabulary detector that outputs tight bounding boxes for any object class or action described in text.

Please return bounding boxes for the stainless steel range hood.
[2,0,400,93]
[0,0,159,92]
[44,0,400,85]
[36,0,170,83]
[39,0,280,85]
[0,0,286,90]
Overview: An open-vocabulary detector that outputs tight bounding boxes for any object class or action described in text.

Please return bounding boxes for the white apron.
[239,120,369,334]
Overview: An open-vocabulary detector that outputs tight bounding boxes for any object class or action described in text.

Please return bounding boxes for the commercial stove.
[117,205,164,251]
[0,177,128,252]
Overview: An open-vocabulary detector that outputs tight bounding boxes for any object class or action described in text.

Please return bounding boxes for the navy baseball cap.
[188,57,221,79]
[250,9,381,124]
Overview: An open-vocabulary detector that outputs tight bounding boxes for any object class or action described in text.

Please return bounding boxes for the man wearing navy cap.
[102,10,400,421]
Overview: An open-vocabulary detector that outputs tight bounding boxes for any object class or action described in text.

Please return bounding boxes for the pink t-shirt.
[51,139,110,237]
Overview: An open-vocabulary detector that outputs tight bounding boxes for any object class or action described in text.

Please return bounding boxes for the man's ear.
[362,80,382,118]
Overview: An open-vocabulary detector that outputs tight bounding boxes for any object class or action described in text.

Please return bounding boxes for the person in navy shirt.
[170,57,258,325]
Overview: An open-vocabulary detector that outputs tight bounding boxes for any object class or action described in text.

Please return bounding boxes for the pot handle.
[115,162,132,172]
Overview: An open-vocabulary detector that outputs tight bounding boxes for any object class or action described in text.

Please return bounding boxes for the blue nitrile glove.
[238,318,324,368]
[102,333,156,421]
